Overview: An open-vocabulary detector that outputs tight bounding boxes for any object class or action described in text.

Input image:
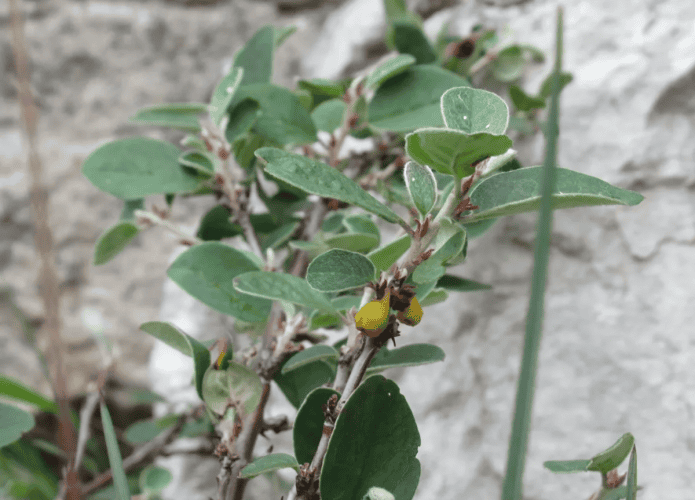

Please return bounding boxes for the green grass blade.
[502,8,563,500]
[100,401,131,500]
[626,445,637,500]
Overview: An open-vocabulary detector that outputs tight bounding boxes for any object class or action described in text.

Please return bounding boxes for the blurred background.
[1,0,694,498]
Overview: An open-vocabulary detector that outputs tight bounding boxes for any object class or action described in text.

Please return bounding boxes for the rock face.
[2,0,693,499]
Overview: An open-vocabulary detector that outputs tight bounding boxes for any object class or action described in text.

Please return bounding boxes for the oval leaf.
[125,415,178,445]
[233,25,274,86]
[492,45,525,82]
[100,402,131,500]
[93,221,139,265]
[365,54,416,90]
[312,99,346,133]
[367,234,411,272]
[404,162,436,217]
[275,359,336,409]
[209,67,243,127]
[320,376,420,500]
[178,150,218,175]
[0,376,58,414]
[83,137,201,200]
[406,128,513,179]
[436,274,491,292]
[140,321,211,400]
[139,465,173,493]
[239,453,299,479]
[202,362,263,418]
[282,345,339,375]
[293,387,341,465]
[256,147,403,225]
[307,249,376,293]
[167,242,271,322]
[510,85,546,112]
[587,433,635,474]
[392,22,436,64]
[128,103,206,132]
[441,87,509,134]
[0,402,35,448]
[366,344,445,375]
[233,271,336,313]
[465,167,644,222]
[542,459,591,474]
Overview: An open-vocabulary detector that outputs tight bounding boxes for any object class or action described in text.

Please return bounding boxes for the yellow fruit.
[398,296,423,327]
[355,291,390,337]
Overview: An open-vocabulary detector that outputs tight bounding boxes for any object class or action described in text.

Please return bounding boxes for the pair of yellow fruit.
[354,290,423,337]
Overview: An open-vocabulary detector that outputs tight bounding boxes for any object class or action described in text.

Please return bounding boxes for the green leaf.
[297,78,346,106]
[0,376,58,414]
[430,218,466,264]
[259,220,300,250]
[542,459,590,473]
[100,402,130,500]
[602,486,630,500]
[626,445,637,500]
[312,99,346,133]
[368,65,469,133]
[436,274,491,292]
[365,54,416,90]
[274,25,297,47]
[503,12,563,500]
[419,288,448,306]
[233,25,274,86]
[274,359,335,408]
[460,217,497,239]
[367,234,411,272]
[178,150,218,176]
[587,433,635,474]
[202,362,263,418]
[239,453,299,479]
[440,87,510,135]
[343,215,380,241]
[366,344,445,375]
[120,199,144,221]
[83,137,201,200]
[404,162,436,217]
[363,487,396,500]
[196,205,240,241]
[209,67,244,127]
[139,323,211,401]
[320,376,420,500]
[0,402,35,448]
[324,233,379,254]
[167,242,271,322]
[294,387,340,465]
[406,129,512,179]
[539,71,573,99]
[307,249,376,293]
[234,84,317,145]
[139,465,173,493]
[492,45,525,82]
[392,22,436,64]
[510,85,546,112]
[465,167,644,222]
[233,271,336,313]
[225,98,261,144]
[411,259,445,284]
[124,415,178,445]
[282,345,340,375]
[128,103,206,132]
[257,148,404,225]
[93,221,139,266]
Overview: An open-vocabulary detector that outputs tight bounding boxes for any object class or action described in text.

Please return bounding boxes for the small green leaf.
[124,415,178,445]
[282,345,340,375]
[626,445,637,500]
[239,453,299,479]
[139,465,173,493]
[406,128,512,179]
[368,234,411,272]
[465,167,644,222]
[436,274,491,292]
[412,260,445,284]
[307,249,376,293]
[167,242,271,322]
[365,54,416,90]
[510,85,546,112]
[120,199,144,221]
[369,65,469,133]
[100,402,130,500]
[430,219,466,264]
[0,376,58,414]
[539,71,573,99]
[225,98,261,144]
[492,45,525,82]
[93,221,139,266]
[233,25,274,86]
[274,359,335,408]
[196,205,240,241]
[587,433,635,474]
[441,87,510,135]
[257,148,404,225]
[323,233,379,254]
[209,67,244,127]
[392,22,436,64]
[233,271,336,313]
[128,103,207,132]
[202,362,263,418]
[419,288,448,306]
[140,322,211,400]
[294,387,340,465]
[320,376,420,500]
[366,344,445,374]
[343,215,380,241]
[542,459,591,473]
[0,402,35,448]
[274,25,297,47]
[297,78,345,106]
[404,162,436,217]
[312,99,346,133]
[178,150,218,175]
[602,486,630,500]
[83,137,201,200]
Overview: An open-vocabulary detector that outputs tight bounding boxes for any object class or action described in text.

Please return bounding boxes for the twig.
[9,2,79,499]
[74,391,100,470]
[135,209,203,245]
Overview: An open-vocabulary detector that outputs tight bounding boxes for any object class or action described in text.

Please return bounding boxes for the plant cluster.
[1,4,641,500]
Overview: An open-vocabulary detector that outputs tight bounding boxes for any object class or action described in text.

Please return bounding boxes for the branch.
[135,209,202,246]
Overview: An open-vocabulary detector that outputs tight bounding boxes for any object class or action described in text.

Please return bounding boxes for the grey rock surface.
[1,0,693,499]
